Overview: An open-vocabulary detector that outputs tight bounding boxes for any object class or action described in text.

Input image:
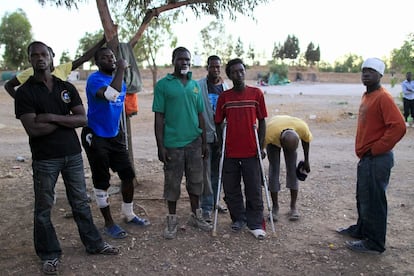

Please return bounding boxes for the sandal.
[97,242,119,255]
[42,258,59,275]
[103,224,128,239]
[126,215,151,226]
[268,207,279,222]
[249,228,266,240]
[288,209,300,221]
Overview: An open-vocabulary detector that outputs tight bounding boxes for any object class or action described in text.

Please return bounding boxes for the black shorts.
[81,127,135,190]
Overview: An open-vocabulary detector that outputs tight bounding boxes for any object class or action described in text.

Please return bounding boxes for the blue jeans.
[354,151,393,252]
[201,143,220,213]
[32,153,104,261]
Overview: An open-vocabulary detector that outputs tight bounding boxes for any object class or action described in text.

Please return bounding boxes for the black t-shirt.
[15,76,83,160]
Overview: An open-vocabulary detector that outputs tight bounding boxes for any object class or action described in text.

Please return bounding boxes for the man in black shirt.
[15,41,118,275]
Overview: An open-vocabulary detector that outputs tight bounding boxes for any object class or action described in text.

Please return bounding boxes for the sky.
[1,0,413,66]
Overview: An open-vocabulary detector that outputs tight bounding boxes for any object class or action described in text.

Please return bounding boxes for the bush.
[269,64,288,79]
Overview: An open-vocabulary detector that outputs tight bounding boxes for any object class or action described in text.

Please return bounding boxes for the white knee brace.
[94,188,109,208]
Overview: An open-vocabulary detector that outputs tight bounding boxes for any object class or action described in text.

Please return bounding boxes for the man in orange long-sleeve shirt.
[337,58,406,254]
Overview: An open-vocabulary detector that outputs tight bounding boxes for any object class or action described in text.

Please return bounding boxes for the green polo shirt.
[152,72,204,148]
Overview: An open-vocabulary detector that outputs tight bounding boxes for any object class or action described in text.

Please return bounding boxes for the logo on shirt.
[193,86,199,94]
[61,90,71,103]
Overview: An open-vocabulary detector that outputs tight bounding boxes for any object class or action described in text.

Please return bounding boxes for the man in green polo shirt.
[153,47,212,239]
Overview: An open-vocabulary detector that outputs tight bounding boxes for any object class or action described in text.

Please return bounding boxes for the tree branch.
[129,0,212,48]
[96,0,120,55]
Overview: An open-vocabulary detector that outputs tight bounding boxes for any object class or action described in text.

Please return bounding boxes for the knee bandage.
[94,188,109,208]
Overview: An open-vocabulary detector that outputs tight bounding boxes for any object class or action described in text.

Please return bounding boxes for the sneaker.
[187,209,213,231]
[336,226,352,236]
[335,225,364,239]
[345,240,382,254]
[164,214,178,239]
[202,211,212,223]
[405,122,410,127]
[248,228,266,240]
[230,220,246,232]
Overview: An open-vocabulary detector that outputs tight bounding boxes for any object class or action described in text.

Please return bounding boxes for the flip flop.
[288,210,300,221]
[97,242,119,255]
[42,258,59,275]
[268,207,279,222]
[104,224,128,239]
[126,215,151,226]
[218,204,228,214]
[248,228,266,240]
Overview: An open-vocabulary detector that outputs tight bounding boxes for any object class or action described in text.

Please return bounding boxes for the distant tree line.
[0,9,413,83]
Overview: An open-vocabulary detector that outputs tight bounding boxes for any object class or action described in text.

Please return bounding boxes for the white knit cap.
[361,58,385,75]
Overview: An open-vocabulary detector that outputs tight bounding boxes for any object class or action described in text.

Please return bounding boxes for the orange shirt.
[355,86,406,158]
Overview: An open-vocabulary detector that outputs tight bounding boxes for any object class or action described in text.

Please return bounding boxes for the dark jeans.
[222,157,264,230]
[403,98,414,121]
[32,153,104,260]
[351,151,393,252]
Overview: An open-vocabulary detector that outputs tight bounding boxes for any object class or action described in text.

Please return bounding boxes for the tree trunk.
[95,0,135,172]
[95,0,119,54]
[152,67,158,89]
[126,115,135,170]
[93,0,212,177]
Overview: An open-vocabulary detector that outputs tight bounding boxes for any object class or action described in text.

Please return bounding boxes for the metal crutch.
[253,124,276,235]
[212,123,227,237]
[121,103,128,150]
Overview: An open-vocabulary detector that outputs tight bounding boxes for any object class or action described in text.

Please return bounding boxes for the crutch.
[253,124,276,234]
[121,103,128,150]
[212,123,227,237]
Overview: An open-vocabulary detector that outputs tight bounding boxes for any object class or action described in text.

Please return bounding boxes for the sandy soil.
[0,80,413,275]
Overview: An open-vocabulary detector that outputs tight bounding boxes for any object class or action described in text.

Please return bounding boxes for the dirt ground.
[0,80,413,276]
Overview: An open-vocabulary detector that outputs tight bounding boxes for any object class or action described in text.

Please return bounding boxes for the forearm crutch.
[121,104,128,150]
[253,124,276,234]
[212,123,227,237]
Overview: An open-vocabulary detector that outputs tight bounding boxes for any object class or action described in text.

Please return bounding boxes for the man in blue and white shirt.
[81,47,150,240]
[401,71,414,127]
